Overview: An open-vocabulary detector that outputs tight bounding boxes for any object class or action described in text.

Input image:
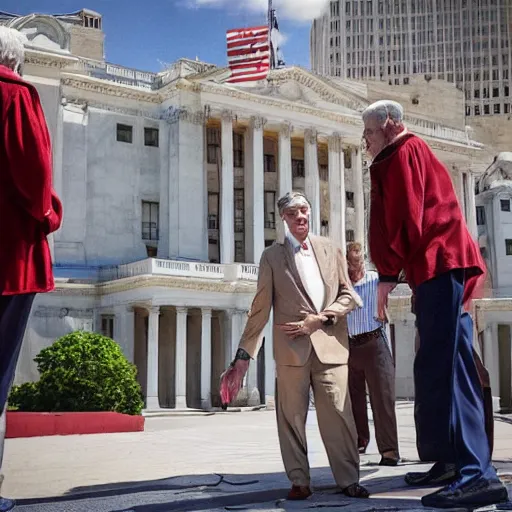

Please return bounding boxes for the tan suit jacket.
[239,235,362,367]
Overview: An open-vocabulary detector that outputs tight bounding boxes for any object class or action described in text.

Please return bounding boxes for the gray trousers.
[0,293,36,493]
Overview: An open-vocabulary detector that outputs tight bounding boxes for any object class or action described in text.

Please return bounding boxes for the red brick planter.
[6,411,144,438]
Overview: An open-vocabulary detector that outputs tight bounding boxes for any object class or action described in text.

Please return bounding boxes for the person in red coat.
[0,27,62,512]
[363,100,508,510]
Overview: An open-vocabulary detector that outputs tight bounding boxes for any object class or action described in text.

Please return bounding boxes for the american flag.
[226,25,270,84]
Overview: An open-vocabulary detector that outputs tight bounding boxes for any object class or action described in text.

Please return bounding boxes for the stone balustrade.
[98,258,259,282]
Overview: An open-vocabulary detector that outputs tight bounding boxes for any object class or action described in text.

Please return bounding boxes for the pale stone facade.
[5,10,490,410]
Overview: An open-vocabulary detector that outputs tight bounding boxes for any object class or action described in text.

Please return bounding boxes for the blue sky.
[5,0,312,73]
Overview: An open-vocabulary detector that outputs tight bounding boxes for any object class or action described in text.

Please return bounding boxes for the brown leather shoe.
[287,485,312,500]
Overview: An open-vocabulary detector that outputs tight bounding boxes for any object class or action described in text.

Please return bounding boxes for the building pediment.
[10,14,70,53]
[188,65,369,116]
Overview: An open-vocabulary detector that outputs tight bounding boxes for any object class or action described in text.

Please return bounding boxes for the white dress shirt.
[287,234,326,313]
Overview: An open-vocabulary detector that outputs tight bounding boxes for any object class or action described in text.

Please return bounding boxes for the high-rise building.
[311,0,512,118]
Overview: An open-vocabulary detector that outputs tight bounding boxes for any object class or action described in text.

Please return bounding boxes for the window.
[235,240,245,263]
[501,199,511,212]
[346,191,355,208]
[264,191,276,229]
[319,165,328,182]
[234,188,244,232]
[346,229,355,242]
[264,154,276,173]
[506,239,512,256]
[208,192,219,229]
[116,124,133,143]
[321,220,329,237]
[292,159,305,178]
[142,201,159,241]
[144,127,159,147]
[207,127,220,164]
[146,246,157,257]
[344,150,352,169]
[101,315,114,339]
[233,133,244,168]
[476,206,485,226]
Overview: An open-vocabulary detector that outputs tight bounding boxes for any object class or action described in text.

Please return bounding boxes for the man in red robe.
[363,100,507,509]
[0,27,62,511]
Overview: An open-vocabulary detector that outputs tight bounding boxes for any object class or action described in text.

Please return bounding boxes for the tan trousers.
[275,351,359,489]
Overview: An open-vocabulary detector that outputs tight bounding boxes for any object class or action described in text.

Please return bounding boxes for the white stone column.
[277,123,293,241]
[263,313,275,408]
[251,117,266,263]
[220,110,235,264]
[146,306,160,410]
[465,171,478,240]
[352,146,365,250]
[304,129,321,235]
[114,305,135,363]
[224,309,236,367]
[483,323,500,397]
[175,307,188,409]
[200,308,212,410]
[328,133,346,250]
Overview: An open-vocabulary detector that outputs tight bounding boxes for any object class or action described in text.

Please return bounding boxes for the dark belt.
[349,328,383,347]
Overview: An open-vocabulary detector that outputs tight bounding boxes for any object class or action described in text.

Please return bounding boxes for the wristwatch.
[234,348,251,362]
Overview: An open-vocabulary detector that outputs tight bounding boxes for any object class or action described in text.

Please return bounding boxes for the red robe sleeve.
[376,141,426,280]
[4,86,62,234]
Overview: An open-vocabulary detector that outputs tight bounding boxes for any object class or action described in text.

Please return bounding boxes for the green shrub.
[9,331,144,415]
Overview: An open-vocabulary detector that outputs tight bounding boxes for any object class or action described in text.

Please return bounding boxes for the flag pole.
[268,0,274,69]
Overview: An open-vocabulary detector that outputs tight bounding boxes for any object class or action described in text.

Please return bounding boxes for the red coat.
[369,133,485,305]
[0,65,62,295]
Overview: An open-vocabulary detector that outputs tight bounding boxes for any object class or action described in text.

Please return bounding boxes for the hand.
[377,282,397,322]
[277,312,328,339]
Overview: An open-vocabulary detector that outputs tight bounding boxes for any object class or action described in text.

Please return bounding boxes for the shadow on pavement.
[16,466,380,507]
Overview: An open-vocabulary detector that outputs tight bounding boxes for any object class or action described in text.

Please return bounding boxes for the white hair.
[362,100,405,126]
[0,26,27,74]
[277,191,311,217]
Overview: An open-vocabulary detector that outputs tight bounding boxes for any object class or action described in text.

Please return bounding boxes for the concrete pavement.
[3,401,512,511]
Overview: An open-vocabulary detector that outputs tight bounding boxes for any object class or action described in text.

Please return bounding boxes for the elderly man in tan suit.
[226,191,369,501]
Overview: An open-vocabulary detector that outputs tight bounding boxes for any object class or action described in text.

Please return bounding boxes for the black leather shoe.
[405,462,457,487]
[421,477,509,509]
[379,457,399,467]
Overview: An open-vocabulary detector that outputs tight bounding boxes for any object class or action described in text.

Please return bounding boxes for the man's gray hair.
[362,100,405,126]
[277,191,311,216]
[0,26,27,74]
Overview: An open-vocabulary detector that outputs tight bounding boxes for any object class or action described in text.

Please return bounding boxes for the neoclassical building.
[5,9,490,411]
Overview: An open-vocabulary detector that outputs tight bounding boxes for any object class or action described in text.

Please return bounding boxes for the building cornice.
[175,78,363,129]
[53,275,258,296]
[59,69,481,154]
[25,48,78,69]
[61,73,161,104]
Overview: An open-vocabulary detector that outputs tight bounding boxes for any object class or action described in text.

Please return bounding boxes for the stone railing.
[98,258,258,282]
[405,116,483,147]
[69,59,157,90]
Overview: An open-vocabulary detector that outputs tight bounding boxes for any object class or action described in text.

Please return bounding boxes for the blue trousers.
[414,270,496,484]
[0,293,35,486]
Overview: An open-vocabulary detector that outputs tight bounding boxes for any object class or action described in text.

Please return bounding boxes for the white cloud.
[188,0,329,22]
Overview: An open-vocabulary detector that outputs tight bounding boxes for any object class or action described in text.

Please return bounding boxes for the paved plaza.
[3,402,512,511]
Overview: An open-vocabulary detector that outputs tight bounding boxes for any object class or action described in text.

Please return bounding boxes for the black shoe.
[0,497,15,512]
[379,456,399,467]
[421,476,509,509]
[404,462,458,487]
